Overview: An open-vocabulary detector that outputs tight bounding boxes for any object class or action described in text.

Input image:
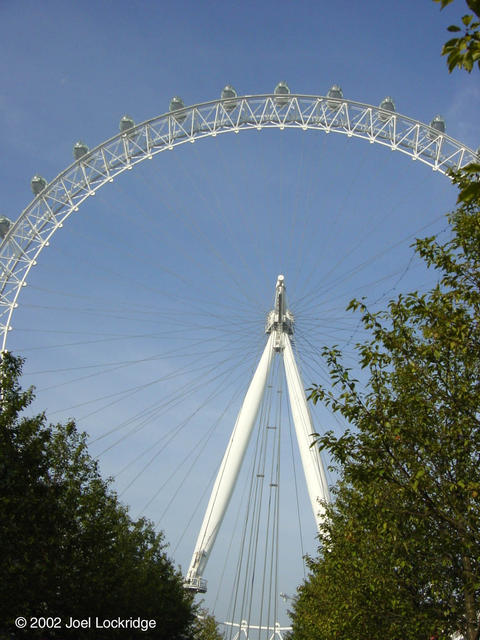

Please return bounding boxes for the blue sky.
[1,0,479,630]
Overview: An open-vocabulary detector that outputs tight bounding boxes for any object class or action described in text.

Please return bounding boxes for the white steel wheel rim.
[0,93,478,351]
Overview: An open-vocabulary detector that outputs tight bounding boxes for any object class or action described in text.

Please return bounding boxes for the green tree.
[289,482,453,640]
[288,164,480,640]
[192,608,224,640]
[0,352,196,639]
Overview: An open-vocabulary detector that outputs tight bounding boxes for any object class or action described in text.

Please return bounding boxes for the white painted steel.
[186,276,330,595]
[1,93,478,351]
[225,620,291,639]
[185,332,275,590]
[283,334,329,530]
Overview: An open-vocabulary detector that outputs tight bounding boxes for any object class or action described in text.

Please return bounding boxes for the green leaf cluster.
[289,484,456,640]
[0,352,196,639]
[434,0,480,71]
[289,164,480,640]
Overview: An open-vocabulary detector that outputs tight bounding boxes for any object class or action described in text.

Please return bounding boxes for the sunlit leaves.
[434,0,480,71]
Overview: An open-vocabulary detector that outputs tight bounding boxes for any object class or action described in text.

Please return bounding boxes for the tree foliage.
[289,483,455,640]
[192,609,224,640]
[434,0,480,72]
[0,352,196,639]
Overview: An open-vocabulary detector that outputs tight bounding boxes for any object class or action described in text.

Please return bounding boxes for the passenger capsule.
[327,84,343,110]
[378,96,395,122]
[119,115,135,133]
[169,96,186,123]
[31,175,47,196]
[429,115,446,139]
[274,81,290,106]
[0,216,12,239]
[73,141,89,160]
[221,85,238,112]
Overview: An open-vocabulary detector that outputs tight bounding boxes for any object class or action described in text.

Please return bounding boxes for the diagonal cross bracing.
[1,94,477,351]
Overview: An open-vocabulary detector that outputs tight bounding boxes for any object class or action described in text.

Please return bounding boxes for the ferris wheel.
[1,83,477,637]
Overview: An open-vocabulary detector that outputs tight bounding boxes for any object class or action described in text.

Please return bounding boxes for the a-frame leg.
[283,334,329,531]
[185,333,275,592]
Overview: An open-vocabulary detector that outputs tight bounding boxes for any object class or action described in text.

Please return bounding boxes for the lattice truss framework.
[1,93,478,349]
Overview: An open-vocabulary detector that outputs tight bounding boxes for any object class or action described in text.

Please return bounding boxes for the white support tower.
[184,275,330,593]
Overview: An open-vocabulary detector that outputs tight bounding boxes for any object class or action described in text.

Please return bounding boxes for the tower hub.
[265,275,294,350]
